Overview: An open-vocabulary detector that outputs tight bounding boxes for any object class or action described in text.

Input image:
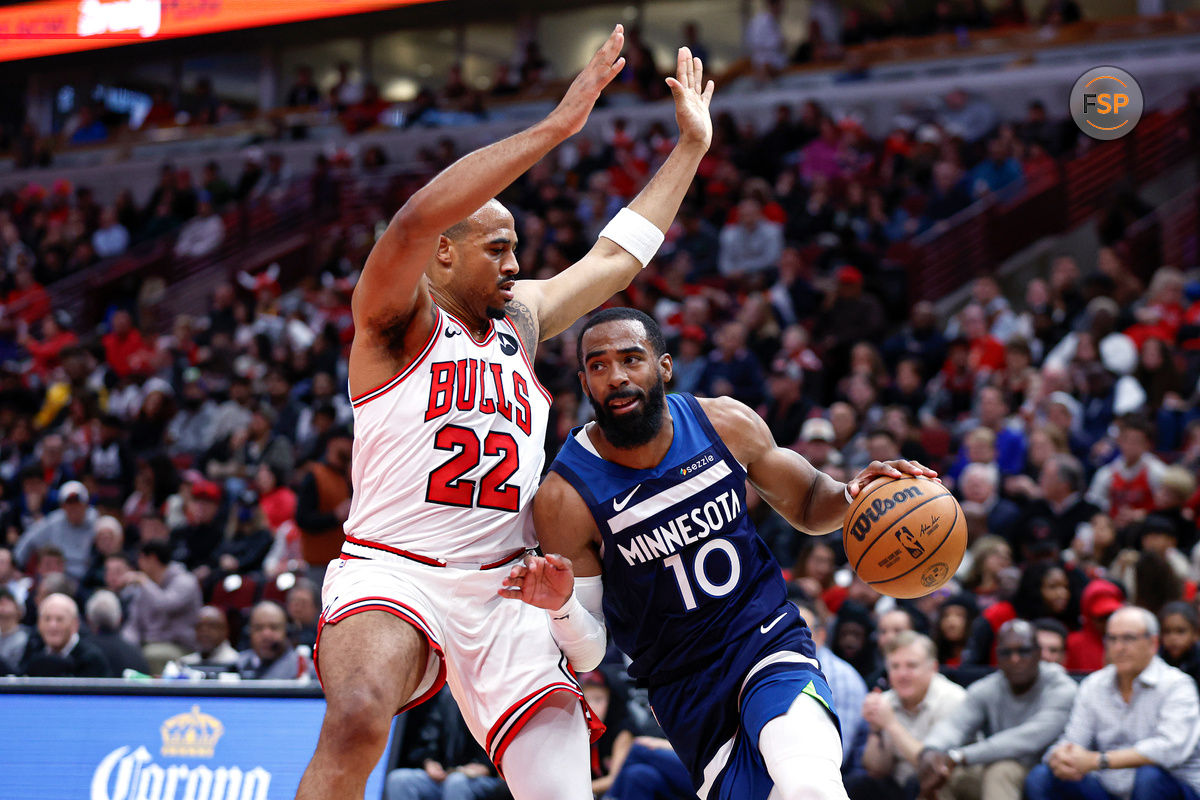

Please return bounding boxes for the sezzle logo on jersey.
[425,358,534,435]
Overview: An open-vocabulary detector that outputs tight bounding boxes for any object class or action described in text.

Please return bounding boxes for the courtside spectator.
[0,587,29,668]
[920,620,1076,800]
[177,605,239,671]
[85,588,150,675]
[1027,607,1200,800]
[235,601,314,680]
[20,592,110,677]
[849,632,966,800]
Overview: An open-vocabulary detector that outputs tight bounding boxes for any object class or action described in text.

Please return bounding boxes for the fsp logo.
[1070,66,1143,141]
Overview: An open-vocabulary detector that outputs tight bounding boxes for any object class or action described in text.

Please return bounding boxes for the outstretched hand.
[550,25,626,137]
[665,46,714,149]
[498,552,576,610]
[845,459,940,500]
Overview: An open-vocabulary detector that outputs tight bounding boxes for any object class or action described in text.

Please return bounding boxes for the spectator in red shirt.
[1066,579,1125,672]
[102,310,153,379]
[960,303,1007,374]
[5,267,50,328]
[19,312,77,379]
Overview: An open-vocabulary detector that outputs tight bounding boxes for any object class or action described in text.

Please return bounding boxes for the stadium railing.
[896,107,1195,302]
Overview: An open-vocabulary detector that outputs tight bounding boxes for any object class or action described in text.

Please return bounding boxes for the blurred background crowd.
[5,1,1200,798]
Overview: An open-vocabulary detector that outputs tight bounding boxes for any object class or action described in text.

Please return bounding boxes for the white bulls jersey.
[345,306,552,562]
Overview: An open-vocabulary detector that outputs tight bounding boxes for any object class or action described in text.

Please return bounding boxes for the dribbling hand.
[549,25,626,137]
[665,46,714,150]
[498,552,576,610]
[845,459,939,500]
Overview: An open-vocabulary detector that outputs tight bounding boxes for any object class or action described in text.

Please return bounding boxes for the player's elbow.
[568,624,608,673]
[569,649,605,674]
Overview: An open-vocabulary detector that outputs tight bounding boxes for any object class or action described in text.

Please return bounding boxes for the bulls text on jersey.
[425,358,534,435]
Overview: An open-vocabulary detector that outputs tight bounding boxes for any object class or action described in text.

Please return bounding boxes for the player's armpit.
[351,209,438,331]
[532,472,602,577]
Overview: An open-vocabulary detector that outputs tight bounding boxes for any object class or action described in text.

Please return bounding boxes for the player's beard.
[590,375,667,449]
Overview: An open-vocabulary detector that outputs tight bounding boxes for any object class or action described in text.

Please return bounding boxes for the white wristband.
[548,583,606,673]
[844,484,853,505]
[598,207,664,268]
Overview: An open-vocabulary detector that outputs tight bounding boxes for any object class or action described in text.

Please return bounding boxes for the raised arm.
[512,46,715,344]
[700,397,936,534]
[351,26,627,334]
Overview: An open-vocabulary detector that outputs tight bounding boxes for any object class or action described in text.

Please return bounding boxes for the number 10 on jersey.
[663,539,741,611]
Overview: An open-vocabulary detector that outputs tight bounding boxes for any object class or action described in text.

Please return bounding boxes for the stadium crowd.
[2,75,1200,799]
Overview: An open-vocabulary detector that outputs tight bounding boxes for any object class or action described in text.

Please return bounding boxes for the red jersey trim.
[442,308,497,346]
[314,597,447,714]
[350,308,442,407]
[487,683,586,774]
[343,534,447,566]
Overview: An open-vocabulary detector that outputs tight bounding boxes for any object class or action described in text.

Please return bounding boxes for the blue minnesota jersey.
[549,393,787,682]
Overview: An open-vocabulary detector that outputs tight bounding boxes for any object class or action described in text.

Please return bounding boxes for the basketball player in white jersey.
[295,28,715,800]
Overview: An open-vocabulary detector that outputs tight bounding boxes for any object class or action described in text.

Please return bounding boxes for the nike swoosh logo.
[612,486,640,512]
[760,613,787,635]
[444,328,461,338]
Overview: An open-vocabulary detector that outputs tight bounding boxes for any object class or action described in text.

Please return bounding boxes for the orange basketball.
[843,476,967,599]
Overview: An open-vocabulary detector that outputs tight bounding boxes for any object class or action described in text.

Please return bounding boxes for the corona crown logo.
[161,706,224,758]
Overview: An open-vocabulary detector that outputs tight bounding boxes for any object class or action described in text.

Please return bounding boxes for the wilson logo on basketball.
[847,485,925,542]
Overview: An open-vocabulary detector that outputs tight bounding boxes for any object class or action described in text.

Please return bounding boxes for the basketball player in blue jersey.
[500,308,938,800]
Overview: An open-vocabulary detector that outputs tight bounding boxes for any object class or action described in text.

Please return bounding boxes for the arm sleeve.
[548,575,607,673]
[961,678,1076,765]
[1130,675,1200,768]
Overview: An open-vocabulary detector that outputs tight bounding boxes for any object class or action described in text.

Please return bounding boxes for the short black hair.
[867,428,898,446]
[1033,617,1069,640]
[576,308,667,368]
[139,539,173,565]
[1161,601,1199,631]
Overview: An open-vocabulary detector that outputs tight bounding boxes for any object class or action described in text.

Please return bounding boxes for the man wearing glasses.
[1026,606,1200,800]
[918,620,1078,800]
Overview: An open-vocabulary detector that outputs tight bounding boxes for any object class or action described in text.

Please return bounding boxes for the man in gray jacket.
[13,481,96,581]
[919,619,1077,800]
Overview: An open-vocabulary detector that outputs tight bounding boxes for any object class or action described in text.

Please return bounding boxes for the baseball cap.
[190,480,222,503]
[59,480,89,504]
[801,417,835,443]
[1081,579,1124,620]
[836,265,863,285]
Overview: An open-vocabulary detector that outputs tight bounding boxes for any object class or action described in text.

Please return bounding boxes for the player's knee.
[322,686,394,747]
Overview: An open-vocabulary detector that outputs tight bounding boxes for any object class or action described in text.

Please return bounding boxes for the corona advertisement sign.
[0,692,390,799]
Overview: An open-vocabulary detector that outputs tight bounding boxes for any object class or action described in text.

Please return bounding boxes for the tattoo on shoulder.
[505,298,540,356]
